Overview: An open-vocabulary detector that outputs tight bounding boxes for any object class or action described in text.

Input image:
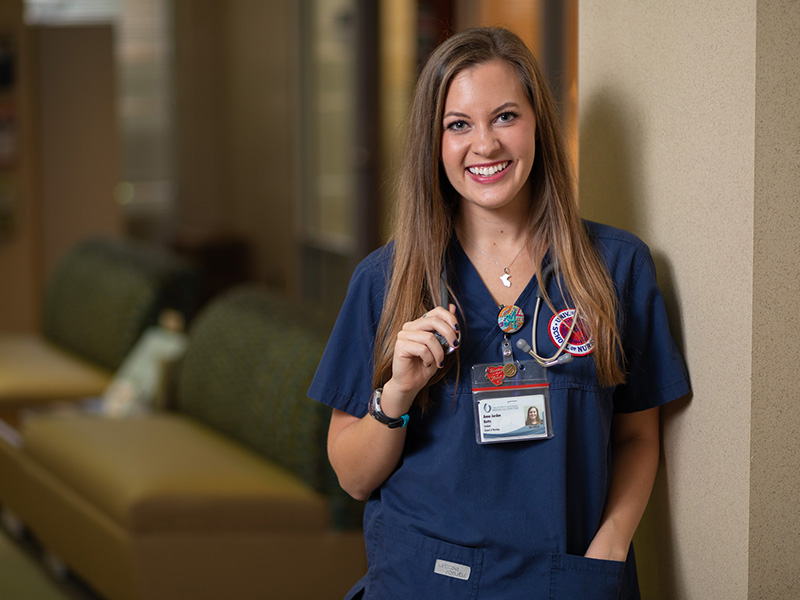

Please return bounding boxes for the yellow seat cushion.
[21,413,330,534]
[0,335,111,405]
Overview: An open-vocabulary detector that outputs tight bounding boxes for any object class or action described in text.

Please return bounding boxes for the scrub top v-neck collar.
[449,238,541,367]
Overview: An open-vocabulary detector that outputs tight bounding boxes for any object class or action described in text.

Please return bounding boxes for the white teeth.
[468,161,509,177]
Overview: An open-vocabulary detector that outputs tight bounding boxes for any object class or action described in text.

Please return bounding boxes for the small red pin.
[485,365,506,386]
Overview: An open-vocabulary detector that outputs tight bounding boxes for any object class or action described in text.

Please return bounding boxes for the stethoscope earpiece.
[516,338,533,354]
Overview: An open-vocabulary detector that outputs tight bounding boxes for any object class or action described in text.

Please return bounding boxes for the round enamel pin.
[549,309,594,356]
[502,362,518,377]
[497,305,524,334]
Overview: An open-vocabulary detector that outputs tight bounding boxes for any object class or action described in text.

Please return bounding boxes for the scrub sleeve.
[308,221,690,600]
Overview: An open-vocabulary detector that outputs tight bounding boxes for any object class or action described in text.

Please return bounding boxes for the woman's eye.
[496,111,519,123]
[445,120,468,131]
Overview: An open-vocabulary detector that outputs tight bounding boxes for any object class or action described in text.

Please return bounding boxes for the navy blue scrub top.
[308,221,690,600]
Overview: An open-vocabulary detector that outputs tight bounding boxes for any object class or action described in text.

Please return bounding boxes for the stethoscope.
[440,262,577,368]
[516,262,577,368]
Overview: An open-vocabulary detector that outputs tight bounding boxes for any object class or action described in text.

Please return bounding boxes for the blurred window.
[25,0,119,24]
[298,0,359,305]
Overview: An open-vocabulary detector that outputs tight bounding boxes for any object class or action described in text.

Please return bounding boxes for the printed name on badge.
[549,309,594,356]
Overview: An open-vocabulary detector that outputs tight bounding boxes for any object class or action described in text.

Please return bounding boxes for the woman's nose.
[473,125,500,156]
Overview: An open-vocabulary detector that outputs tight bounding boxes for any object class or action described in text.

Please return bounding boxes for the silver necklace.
[460,232,528,288]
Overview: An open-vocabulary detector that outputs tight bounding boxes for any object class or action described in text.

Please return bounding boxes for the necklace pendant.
[500,268,511,287]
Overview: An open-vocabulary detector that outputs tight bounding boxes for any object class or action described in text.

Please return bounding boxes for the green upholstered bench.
[0,287,365,600]
[0,236,198,418]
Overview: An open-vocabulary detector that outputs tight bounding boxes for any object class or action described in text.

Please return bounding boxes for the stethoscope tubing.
[522,263,577,368]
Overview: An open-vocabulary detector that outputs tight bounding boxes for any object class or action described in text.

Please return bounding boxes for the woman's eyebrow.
[491,102,521,114]
[443,102,521,120]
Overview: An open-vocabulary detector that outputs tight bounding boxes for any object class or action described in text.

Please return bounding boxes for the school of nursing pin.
[497,305,524,334]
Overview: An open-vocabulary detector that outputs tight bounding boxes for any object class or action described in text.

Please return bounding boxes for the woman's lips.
[466,160,511,182]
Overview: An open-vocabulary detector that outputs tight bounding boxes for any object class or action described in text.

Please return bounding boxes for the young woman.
[309,27,689,600]
[525,406,543,427]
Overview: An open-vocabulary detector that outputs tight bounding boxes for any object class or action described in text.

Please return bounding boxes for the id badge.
[471,360,552,444]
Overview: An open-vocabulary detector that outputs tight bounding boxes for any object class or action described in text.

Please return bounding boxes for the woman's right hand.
[382,304,460,415]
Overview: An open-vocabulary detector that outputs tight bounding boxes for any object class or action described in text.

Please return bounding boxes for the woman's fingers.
[390,332,442,394]
[408,307,460,352]
[390,306,461,394]
[396,329,445,369]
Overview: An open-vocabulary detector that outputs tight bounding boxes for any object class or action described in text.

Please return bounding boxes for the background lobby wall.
[0,0,41,333]
[0,2,121,334]
[172,0,299,292]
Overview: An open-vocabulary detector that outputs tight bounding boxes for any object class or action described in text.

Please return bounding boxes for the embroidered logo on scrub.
[434,559,471,581]
[549,309,594,356]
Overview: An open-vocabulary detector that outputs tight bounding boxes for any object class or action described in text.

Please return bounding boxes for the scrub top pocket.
[548,553,625,600]
[367,520,484,600]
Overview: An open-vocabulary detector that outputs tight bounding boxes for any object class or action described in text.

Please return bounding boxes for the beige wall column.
[750,1,800,598]
[579,1,799,598]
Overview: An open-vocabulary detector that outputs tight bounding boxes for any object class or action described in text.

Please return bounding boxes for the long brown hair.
[373,27,625,406]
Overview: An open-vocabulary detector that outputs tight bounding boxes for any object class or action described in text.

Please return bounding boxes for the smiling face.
[440,59,537,216]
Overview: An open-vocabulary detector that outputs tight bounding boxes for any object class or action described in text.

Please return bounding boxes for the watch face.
[368,389,380,416]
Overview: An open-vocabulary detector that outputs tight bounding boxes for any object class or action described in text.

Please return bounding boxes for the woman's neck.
[456,206,530,251]
[456,216,535,306]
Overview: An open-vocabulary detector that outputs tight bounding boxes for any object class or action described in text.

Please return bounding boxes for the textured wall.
[750,1,800,597]
[579,1,763,598]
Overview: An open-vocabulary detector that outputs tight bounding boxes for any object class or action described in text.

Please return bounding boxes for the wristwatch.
[368,388,409,429]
